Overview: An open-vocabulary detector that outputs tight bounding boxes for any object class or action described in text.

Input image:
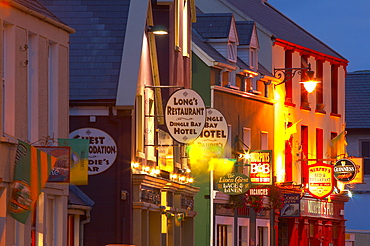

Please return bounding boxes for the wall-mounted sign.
[165,89,206,144]
[300,197,342,219]
[334,159,357,183]
[248,188,270,196]
[347,157,364,184]
[249,150,272,185]
[192,108,228,148]
[216,173,251,195]
[281,193,300,217]
[308,163,334,199]
[70,128,117,175]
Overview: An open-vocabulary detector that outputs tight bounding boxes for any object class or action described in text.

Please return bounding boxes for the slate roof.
[201,0,346,61]
[193,13,233,39]
[39,0,130,102]
[235,21,254,45]
[13,0,65,24]
[345,71,370,129]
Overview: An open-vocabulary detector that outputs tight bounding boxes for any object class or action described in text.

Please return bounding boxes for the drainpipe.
[80,207,92,246]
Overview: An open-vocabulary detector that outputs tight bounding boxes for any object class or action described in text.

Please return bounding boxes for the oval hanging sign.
[308,163,334,199]
[216,173,251,195]
[165,89,206,144]
[69,128,117,175]
[334,159,357,183]
[192,108,228,148]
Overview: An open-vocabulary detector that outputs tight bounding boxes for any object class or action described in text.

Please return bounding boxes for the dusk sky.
[268,0,370,72]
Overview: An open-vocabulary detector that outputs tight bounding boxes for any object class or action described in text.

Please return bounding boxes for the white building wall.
[0,3,73,246]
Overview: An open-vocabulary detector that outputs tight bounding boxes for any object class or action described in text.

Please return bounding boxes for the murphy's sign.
[334,159,357,183]
[216,173,251,195]
[165,89,206,144]
[308,163,334,199]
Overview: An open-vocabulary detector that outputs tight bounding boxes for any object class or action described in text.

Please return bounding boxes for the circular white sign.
[193,108,228,148]
[69,128,117,175]
[165,89,206,144]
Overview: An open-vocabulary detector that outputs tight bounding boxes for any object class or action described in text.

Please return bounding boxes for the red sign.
[249,150,272,185]
[308,163,333,199]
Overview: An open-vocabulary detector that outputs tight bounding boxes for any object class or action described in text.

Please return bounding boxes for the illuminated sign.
[70,128,117,175]
[249,150,272,185]
[348,157,364,184]
[193,108,228,148]
[216,173,251,195]
[334,159,357,183]
[308,163,334,199]
[165,89,206,144]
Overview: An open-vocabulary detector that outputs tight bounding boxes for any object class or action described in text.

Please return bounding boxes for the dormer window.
[228,42,237,63]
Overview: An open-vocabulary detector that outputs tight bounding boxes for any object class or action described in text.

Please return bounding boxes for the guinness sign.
[334,159,357,183]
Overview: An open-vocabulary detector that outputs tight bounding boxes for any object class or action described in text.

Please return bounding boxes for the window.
[300,55,309,108]
[243,128,251,150]
[28,34,38,142]
[48,41,58,137]
[250,48,257,69]
[315,60,324,111]
[257,226,268,246]
[316,128,323,160]
[145,89,155,160]
[227,42,237,63]
[301,125,308,183]
[136,94,144,157]
[261,131,268,150]
[225,125,232,158]
[360,140,370,174]
[285,123,293,181]
[284,49,293,103]
[3,24,15,137]
[217,225,228,246]
[331,64,339,114]
[238,226,248,246]
[330,132,338,159]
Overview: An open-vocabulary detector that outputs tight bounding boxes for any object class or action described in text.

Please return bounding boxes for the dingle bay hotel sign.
[165,89,206,144]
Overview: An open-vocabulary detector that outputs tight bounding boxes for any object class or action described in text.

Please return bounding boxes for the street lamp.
[274,63,320,93]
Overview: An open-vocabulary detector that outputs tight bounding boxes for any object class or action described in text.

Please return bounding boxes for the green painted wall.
[192,52,212,107]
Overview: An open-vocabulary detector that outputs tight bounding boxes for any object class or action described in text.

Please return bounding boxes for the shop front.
[278,193,349,246]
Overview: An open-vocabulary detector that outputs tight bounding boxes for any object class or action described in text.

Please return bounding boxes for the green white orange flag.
[58,138,89,185]
[8,140,56,224]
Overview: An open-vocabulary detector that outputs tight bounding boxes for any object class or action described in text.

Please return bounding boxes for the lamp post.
[274,63,320,93]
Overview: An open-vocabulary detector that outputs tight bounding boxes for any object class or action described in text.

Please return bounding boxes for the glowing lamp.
[299,70,320,93]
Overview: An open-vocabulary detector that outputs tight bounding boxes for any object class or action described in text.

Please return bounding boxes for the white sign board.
[165,89,206,144]
[69,128,117,175]
[193,108,228,148]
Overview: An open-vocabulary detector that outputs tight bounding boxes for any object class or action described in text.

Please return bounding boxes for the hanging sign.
[216,173,251,195]
[347,157,364,184]
[165,89,206,144]
[193,108,228,148]
[280,193,300,217]
[249,150,272,185]
[334,158,357,183]
[308,163,334,199]
[69,128,117,175]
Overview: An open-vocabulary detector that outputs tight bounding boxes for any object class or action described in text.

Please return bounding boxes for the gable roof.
[346,70,370,129]
[235,21,254,45]
[39,0,130,102]
[198,0,347,62]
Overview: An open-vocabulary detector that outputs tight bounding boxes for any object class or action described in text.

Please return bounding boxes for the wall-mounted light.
[274,63,320,93]
[147,25,168,35]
